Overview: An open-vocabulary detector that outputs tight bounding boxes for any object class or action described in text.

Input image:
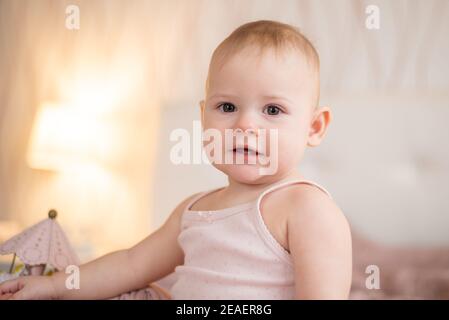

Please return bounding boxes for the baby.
[0,20,352,300]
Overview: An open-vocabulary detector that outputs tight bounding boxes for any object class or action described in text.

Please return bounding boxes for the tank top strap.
[257,179,333,203]
[183,186,226,212]
[250,179,333,265]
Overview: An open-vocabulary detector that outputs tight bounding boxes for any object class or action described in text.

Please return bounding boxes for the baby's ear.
[307,106,332,147]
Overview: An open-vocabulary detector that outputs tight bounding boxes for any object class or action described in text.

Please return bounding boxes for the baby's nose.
[234,112,258,135]
[234,127,256,134]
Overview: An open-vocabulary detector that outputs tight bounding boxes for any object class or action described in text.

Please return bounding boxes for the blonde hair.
[206,20,320,107]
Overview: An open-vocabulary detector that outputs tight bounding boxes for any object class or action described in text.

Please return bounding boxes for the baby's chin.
[213,163,279,184]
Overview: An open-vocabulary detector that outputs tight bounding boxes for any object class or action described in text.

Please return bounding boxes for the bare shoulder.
[280,184,352,299]
[164,192,202,228]
[260,182,350,253]
[283,184,350,231]
[175,192,202,213]
[283,183,352,251]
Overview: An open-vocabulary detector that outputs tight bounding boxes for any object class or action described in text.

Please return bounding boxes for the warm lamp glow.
[27,103,118,171]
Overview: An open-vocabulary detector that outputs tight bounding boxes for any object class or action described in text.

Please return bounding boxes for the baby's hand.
[0,276,59,300]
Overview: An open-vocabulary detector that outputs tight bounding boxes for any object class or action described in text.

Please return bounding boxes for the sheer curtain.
[0,0,200,259]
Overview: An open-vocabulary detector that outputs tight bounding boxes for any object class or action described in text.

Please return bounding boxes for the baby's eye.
[264,105,282,116]
[218,102,236,113]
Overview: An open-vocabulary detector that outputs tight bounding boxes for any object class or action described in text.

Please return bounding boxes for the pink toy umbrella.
[0,210,80,275]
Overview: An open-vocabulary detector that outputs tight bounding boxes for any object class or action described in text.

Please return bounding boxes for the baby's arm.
[0,193,198,300]
[286,185,352,299]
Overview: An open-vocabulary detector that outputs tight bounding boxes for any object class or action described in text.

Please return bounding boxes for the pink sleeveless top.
[170,179,332,300]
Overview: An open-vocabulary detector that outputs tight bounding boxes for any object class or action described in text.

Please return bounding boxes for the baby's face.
[201,46,320,184]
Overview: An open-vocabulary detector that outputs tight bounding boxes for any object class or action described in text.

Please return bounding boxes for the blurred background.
[0,0,448,298]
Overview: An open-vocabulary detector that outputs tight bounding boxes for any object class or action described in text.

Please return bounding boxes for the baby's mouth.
[232,146,262,156]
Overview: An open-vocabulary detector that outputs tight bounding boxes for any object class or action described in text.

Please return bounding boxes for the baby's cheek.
[276,133,307,162]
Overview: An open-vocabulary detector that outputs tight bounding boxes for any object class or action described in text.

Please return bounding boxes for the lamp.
[27,102,117,172]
